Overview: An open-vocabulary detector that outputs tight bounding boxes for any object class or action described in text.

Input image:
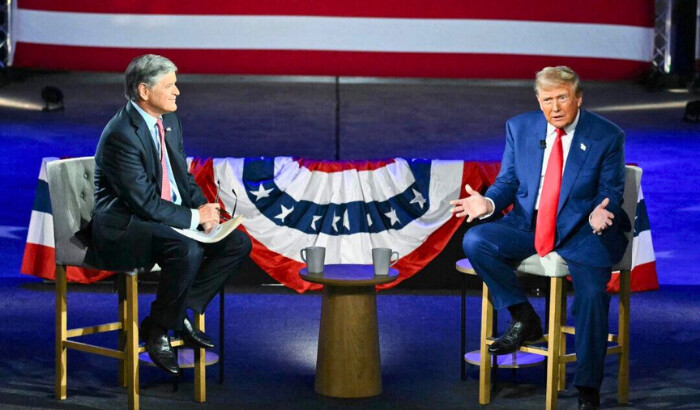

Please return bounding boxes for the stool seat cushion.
[516,252,569,278]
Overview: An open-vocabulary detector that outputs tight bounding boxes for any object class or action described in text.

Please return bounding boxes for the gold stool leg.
[479,283,493,405]
[618,269,630,404]
[545,277,563,410]
[118,277,127,388]
[55,265,67,400]
[558,286,567,391]
[194,313,206,403]
[125,275,139,410]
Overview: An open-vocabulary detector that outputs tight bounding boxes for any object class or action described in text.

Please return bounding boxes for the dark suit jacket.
[485,109,630,268]
[88,102,206,269]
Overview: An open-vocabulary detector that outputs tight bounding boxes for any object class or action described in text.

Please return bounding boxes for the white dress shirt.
[534,110,580,210]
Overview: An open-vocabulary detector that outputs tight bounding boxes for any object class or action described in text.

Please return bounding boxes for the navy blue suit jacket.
[485,109,629,268]
[89,102,206,269]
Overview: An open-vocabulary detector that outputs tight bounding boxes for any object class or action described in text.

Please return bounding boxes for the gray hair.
[534,66,582,96]
[124,54,178,101]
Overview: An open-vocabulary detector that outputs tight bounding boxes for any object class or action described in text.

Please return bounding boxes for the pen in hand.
[219,208,232,221]
[215,180,233,221]
[214,180,238,222]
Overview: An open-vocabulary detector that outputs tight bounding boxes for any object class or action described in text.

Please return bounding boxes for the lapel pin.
[580,143,587,151]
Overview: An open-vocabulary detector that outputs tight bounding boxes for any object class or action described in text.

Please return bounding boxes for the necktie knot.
[556,127,567,139]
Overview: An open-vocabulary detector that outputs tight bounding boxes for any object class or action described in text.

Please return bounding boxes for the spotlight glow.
[589,101,689,113]
[0,96,43,111]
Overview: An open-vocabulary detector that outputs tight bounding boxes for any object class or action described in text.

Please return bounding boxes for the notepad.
[171,215,244,243]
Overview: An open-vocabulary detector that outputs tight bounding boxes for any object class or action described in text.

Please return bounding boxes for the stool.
[457,259,545,381]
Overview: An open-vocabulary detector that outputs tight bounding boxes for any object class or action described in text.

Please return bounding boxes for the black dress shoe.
[140,317,180,375]
[177,316,215,349]
[488,316,543,355]
[578,397,599,410]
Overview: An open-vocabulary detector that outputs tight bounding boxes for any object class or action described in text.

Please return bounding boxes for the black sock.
[507,301,536,322]
[576,385,600,406]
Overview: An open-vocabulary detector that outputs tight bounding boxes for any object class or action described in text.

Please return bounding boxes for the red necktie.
[535,127,566,256]
[156,118,171,201]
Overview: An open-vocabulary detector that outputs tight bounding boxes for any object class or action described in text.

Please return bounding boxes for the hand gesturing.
[449,184,493,223]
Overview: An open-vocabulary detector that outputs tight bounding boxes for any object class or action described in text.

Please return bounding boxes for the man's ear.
[137,83,149,101]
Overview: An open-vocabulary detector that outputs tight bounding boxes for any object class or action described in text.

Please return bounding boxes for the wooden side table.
[300,264,398,398]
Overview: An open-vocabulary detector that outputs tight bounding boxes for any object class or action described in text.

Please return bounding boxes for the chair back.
[612,165,642,271]
[46,157,96,267]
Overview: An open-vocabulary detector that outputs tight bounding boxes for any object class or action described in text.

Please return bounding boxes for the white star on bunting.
[331,212,341,232]
[250,183,273,201]
[310,215,322,231]
[275,205,294,223]
[384,208,400,227]
[410,188,426,209]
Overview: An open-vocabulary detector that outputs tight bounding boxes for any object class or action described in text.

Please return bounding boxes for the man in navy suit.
[451,66,629,410]
[90,54,251,375]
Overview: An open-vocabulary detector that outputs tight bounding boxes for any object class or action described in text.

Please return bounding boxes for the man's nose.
[551,99,560,111]
[173,86,180,95]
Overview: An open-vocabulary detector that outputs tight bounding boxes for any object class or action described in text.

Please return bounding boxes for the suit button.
[80,192,86,199]
[84,172,89,179]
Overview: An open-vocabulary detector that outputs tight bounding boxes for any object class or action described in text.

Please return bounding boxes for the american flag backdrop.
[11,1,654,79]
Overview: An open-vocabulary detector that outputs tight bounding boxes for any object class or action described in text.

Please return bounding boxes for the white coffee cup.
[372,247,399,276]
[301,246,326,274]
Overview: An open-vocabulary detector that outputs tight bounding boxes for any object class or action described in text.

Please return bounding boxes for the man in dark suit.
[451,66,629,410]
[90,54,251,375]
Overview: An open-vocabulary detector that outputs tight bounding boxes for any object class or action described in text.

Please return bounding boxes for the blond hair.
[534,66,582,96]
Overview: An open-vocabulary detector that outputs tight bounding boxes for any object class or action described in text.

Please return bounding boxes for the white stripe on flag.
[39,156,59,182]
[15,10,653,61]
[631,229,655,267]
[26,210,55,248]
[274,158,416,204]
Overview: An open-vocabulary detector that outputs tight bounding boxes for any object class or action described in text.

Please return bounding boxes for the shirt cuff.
[479,197,496,220]
[189,209,200,230]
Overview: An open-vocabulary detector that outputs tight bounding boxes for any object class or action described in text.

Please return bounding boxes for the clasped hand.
[590,197,614,235]
[198,203,221,234]
[449,184,493,222]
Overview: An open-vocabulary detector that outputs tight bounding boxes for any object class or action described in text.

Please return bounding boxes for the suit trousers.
[463,218,612,389]
[147,222,252,331]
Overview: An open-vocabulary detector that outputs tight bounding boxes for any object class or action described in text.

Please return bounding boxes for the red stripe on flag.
[13,44,652,80]
[190,157,217,202]
[16,0,653,26]
[21,242,55,280]
[606,261,659,293]
[295,158,397,173]
[21,242,114,283]
[630,261,659,292]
